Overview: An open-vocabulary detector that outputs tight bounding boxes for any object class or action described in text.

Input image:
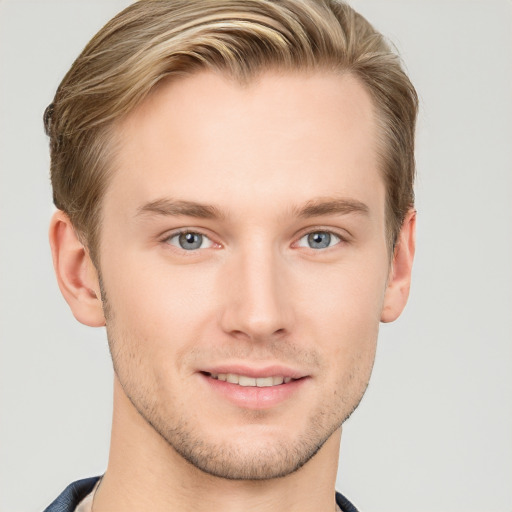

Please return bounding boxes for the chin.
[144,410,341,481]
[170,431,329,480]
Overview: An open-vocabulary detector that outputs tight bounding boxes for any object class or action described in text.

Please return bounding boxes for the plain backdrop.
[0,1,511,511]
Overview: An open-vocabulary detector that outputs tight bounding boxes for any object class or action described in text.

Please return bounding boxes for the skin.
[50,70,415,512]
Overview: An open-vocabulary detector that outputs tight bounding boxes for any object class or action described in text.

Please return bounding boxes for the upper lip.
[200,364,308,380]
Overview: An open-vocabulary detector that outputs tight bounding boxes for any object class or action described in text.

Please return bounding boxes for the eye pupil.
[307,232,331,249]
[179,232,202,250]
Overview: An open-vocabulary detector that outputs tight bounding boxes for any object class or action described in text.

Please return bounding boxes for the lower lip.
[199,373,307,410]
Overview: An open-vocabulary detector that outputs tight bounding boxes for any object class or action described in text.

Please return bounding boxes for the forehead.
[106,70,383,222]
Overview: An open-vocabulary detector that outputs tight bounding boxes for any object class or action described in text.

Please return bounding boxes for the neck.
[93,378,341,512]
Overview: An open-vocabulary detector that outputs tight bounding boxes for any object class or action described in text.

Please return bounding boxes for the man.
[43,0,417,510]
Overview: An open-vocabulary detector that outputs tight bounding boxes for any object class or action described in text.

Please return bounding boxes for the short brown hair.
[44,0,418,262]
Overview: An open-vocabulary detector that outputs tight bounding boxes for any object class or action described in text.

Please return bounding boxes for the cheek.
[293,259,386,379]
[101,252,220,357]
[297,260,387,334]
[317,282,381,411]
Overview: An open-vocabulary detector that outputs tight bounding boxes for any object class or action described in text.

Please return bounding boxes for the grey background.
[0,1,511,511]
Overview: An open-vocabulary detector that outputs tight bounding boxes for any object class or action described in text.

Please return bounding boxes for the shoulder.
[336,491,360,512]
[43,477,100,512]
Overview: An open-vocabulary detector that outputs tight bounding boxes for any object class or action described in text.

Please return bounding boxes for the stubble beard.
[109,336,370,481]
[136,402,336,480]
[113,364,362,481]
[99,277,372,482]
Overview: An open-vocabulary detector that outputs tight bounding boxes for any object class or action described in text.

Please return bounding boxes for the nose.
[218,243,294,342]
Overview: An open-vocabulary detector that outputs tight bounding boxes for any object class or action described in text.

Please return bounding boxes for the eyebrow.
[295,197,370,218]
[136,196,369,221]
[136,199,224,219]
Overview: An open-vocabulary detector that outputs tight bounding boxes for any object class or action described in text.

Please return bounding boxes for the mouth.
[199,368,308,409]
[204,372,296,387]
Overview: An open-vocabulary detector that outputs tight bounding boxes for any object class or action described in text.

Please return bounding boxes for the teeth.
[208,373,295,387]
[239,375,256,386]
[256,377,274,387]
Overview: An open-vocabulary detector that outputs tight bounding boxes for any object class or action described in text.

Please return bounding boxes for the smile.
[208,373,294,387]
[200,369,308,409]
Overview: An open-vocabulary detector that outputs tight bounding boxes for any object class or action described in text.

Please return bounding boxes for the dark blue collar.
[43,477,100,512]
[44,477,358,512]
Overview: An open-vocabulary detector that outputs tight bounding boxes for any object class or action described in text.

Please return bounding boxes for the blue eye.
[167,231,213,251]
[298,231,341,249]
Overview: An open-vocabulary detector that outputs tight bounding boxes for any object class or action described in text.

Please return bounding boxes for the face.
[97,70,391,480]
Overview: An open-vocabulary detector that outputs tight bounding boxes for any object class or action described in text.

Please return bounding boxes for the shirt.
[43,476,359,512]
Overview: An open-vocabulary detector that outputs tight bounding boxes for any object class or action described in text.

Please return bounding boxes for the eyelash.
[161,227,347,253]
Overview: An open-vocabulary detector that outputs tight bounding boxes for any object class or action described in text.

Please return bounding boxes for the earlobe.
[380,209,416,323]
[49,210,106,327]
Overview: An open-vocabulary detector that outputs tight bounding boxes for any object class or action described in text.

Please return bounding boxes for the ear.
[49,210,106,327]
[381,209,416,323]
